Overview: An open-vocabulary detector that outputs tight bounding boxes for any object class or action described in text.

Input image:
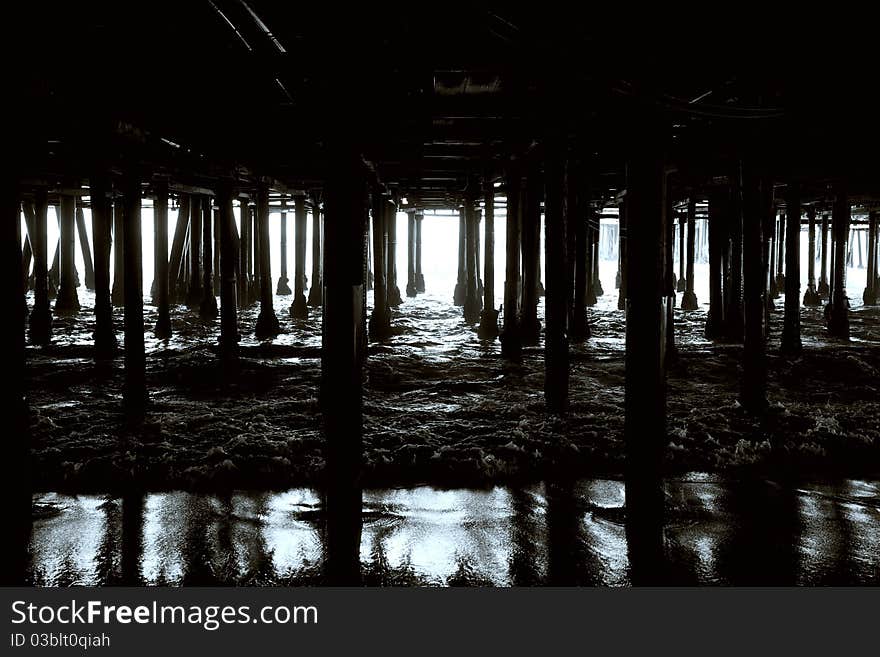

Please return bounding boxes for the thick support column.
[676,213,686,292]
[463,195,481,323]
[386,204,402,307]
[153,183,171,339]
[276,208,292,295]
[122,173,146,418]
[213,209,220,296]
[415,213,425,292]
[818,212,830,298]
[369,194,390,338]
[366,224,373,291]
[112,202,125,306]
[290,196,309,318]
[592,226,603,298]
[617,199,628,311]
[90,176,115,356]
[740,166,768,413]
[406,212,417,297]
[251,205,261,303]
[775,211,786,289]
[255,187,280,338]
[624,133,667,573]
[168,196,189,305]
[199,196,218,319]
[218,186,238,359]
[664,183,678,364]
[238,200,251,307]
[320,152,366,586]
[55,195,80,314]
[454,208,466,305]
[769,217,779,300]
[544,149,569,414]
[781,185,802,355]
[681,197,699,310]
[827,187,850,338]
[29,190,52,344]
[478,184,499,339]
[705,188,726,340]
[571,165,590,339]
[501,169,522,357]
[476,210,484,300]
[726,169,745,342]
[75,206,95,291]
[186,197,203,309]
[307,197,324,306]
[761,204,776,326]
[585,217,597,306]
[863,210,877,306]
[21,218,32,293]
[520,168,541,344]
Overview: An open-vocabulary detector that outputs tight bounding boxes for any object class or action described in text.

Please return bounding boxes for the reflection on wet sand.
[22,476,880,586]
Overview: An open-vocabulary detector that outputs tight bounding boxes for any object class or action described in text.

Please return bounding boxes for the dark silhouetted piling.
[386,202,402,307]
[677,211,686,292]
[55,194,80,314]
[277,207,292,295]
[153,182,172,339]
[255,186,280,338]
[90,175,115,356]
[501,168,522,357]
[681,197,699,310]
[828,187,850,338]
[168,195,190,305]
[238,199,251,307]
[544,149,569,414]
[307,196,323,306]
[478,183,499,339]
[76,205,95,291]
[571,165,590,339]
[804,207,821,306]
[781,184,802,355]
[741,165,768,413]
[520,167,541,344]
[415,212,425,292]
[406,211,417,298]
[705,187,726,339]
[369,193,390,339]
[218,185,238,359]
[290,195,309,318]
[623,127,666,567]
[112,201,125,306]
[199,196,218,319]
[186,195,203,309]
[617,199,628,311]
[818,211,830,299]
[726,168,744,342]
[863,210,877,306]
[769,215,779,300]
[454,207,466,306]
[122,172,146,418]
[463,194,481,323]
[29,189,52,344]
[776,210,786,290]
[321,153,367,586]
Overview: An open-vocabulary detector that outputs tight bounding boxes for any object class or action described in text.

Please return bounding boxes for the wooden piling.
[55,194,80,314]
[28,190,52,344]
[290,195,309,318]
[307,195,324,306]
[90,175,115,356]
[154,182,172,339]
